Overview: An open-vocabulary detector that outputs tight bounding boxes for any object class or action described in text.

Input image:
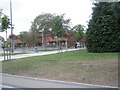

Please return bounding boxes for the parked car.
[75,42,81,48]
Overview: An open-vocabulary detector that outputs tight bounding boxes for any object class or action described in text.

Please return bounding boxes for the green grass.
[0,52,28,56]
[30,49,117,61]
[2,49,118,86]
[2,49,118,71]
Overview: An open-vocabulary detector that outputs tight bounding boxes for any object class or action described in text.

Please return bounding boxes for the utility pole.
[10,0,14,52]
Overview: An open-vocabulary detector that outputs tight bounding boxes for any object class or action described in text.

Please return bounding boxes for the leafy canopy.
[72,24,84,41]
[1,16,10,32]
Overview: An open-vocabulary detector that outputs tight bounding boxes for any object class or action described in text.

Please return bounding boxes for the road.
[0,73,118,88]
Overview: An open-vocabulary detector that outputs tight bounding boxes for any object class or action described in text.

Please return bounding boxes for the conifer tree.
[86,2,120,52]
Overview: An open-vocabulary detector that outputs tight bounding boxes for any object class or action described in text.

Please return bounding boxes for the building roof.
[46,37,67,43]
[14,39,25,44]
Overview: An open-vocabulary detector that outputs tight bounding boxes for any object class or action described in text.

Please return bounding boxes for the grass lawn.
[2,49,118,87]
[0,52,28,56]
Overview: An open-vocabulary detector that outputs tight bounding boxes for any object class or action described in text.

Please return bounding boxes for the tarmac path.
[0,48,82,61]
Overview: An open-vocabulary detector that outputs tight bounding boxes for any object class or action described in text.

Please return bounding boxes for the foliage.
[31,13,54,33]
[86,2,120,53]
[30,13,54,46]
[0,36,4,41]
[72,24,84,41]
[1,16,10,32]
[51,14,71,47]
[19,31,28,42]
[30,13,71,46]
[51,15,71,38]
[19,31,38,46]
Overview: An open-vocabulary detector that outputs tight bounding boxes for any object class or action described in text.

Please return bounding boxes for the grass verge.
[2,49,118,87]
[0,52,28,56]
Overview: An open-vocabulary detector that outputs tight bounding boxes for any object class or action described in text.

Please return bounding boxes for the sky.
[0,0,93,39]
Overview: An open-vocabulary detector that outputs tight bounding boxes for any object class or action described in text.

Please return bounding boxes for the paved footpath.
[0,73,118,88]
[0,48,83,61]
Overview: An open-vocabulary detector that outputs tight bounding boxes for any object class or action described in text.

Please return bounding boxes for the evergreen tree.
[86,2,120,53]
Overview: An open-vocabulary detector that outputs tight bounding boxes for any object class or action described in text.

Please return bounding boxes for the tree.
[19,31,35,47]
[72,24,84,41]
[30,13,54,48]
[0,36,4,42]
[1,16,10,32]
[30,13,71,48]
[1,15,10,45]
[52,15,71,38]
[86,2,120,53]
[19,31,27,41]
[51,15,71,48]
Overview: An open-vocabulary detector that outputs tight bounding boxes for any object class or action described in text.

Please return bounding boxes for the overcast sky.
[0,0,93,39]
